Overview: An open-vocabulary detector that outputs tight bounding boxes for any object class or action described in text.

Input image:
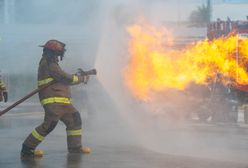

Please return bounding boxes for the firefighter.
[209,73,230,122]
[0,73,8,102]
[233,83,248,124]
[21,40,91,159]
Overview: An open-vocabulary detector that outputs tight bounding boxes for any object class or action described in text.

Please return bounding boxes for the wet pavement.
[1,110,248,168]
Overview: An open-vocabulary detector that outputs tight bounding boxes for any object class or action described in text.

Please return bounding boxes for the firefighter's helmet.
[39,40,66,53]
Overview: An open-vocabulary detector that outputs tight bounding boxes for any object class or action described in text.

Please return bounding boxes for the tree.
[189,0,211,27]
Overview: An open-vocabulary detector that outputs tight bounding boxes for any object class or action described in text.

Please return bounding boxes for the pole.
[0,81,55,117]
[4,0,9,24]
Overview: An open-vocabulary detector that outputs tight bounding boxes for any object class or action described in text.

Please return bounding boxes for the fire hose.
[0,69,97,117]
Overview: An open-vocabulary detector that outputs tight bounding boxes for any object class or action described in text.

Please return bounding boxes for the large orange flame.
[124,22,248,101]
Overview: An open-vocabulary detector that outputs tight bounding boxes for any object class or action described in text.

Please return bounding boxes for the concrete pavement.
[1,110,248,168]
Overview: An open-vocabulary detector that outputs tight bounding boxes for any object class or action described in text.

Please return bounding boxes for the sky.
[1,0,248,24]
[147,0,248,21]
[212,2,248,20]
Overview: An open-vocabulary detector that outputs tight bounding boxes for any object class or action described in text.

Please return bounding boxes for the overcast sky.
[212,2,248,20]
[148,0,248,21]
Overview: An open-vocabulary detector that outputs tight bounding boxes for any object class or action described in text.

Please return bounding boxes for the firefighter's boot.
[34,149,44,157]
[21,144,44,160]
[81,147,91,154]
[68,146,91,154]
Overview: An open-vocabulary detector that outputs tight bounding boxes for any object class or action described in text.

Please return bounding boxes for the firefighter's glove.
[78,75,89,84]
[77,68,86,76]
[76,75,87,84]
[3,91,8,102]
[83,75,90,84]
[76,68,89,84]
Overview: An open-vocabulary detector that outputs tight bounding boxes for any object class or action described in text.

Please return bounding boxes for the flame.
[124,22,248,101]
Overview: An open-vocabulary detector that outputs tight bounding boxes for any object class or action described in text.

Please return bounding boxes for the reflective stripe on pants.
[31,129,45,142]
[41,97,72,106]
[66,129,82,136]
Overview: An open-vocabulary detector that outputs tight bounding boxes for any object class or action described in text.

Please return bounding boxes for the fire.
[124,22,248,101]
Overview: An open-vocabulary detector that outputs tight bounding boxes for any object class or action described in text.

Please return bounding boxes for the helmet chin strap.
[59,51,65,61]
[54,51,64,61]
[60,55,63,61]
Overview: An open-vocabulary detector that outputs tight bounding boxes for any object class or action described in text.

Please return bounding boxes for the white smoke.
[1,0,247,164]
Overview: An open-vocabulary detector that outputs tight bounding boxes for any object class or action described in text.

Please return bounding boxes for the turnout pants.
[22,103,82,153]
